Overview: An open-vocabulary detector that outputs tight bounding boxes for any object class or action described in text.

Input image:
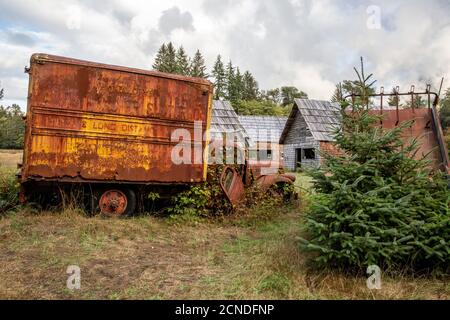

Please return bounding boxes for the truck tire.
[97,188,136,217]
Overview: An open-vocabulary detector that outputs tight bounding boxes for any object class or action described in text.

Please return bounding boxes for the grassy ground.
[0,152,448,300]
[0,202,448,299]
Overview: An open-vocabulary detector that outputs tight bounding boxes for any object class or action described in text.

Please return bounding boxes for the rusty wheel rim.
[99,190,127,216]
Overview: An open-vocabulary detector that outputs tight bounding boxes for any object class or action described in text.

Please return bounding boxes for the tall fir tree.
[225,63,243,106]
[152,42,177,73]
[164,42,177,73]
[330,58,376,106]
[234,67,243,102]
[331,83,344,103]
[189,50,208,78]
[152,43,167,72]
[301,60,450,273]
[211,55,226,100]
[175,46,190,76]
[225,61,236,103]
[409,94,426,108]
[241,71,259,101]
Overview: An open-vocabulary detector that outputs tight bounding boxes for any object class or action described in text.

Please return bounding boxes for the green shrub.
[0,104,25,149]
[168,164,296,222]
[168,184,212,218]
[168,165,232,220]
[300,103,450,274]
[0,167,20,213]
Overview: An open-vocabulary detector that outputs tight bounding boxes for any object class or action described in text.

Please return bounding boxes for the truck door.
[220,166,245,206]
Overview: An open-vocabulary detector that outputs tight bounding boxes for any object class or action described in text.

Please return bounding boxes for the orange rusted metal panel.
[370,108,444,170]
[21,53,213,184]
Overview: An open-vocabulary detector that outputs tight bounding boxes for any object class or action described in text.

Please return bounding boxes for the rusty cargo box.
[21,54,213,184]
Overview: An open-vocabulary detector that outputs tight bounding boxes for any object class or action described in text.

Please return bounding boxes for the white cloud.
[0,0,449,110]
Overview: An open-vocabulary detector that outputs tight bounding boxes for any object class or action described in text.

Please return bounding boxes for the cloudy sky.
[1,0,450,110]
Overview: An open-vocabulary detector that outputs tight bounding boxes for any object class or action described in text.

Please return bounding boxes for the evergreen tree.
[241,71,259,101]
[152,43,167,72]
[439,88,450,130]
[439,89,450,158]
[164,42,177,73]
[211,55,226,100]
[331,58,376,106]
[0,87,3,100]
[409,94,426,108]
[0,104,25,149]
[225,61,242,105]
[331,83,344,103]
[300,61,450,273]
[234,67,243,102]
[175,46,190,76]
[339,80,376,106]
[152,42,177,73]
[387,87,401,107]
[189,50,208,78]
[225,60,235,100]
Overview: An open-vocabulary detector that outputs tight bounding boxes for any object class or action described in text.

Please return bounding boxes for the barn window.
[258,149,272,161]
[304,148,315,159]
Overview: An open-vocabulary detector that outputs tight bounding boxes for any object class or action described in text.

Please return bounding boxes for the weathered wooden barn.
[279,99,341,170]
[209,100,248,164]
[210,100,248,144]
[238,115,287,162]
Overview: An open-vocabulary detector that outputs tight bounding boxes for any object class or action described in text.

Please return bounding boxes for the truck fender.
[254,174,295,192]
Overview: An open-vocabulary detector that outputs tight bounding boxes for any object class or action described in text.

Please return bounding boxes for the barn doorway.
[295,148,316,170]
[295,148,302,169]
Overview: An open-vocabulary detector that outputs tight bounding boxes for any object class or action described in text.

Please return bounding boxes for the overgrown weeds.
[167,165,298,225]
[0,166,20,214]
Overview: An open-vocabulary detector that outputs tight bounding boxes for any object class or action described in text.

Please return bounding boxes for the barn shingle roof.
[238,115,288,144]
[210,100,248,144]
[279,99,341,143]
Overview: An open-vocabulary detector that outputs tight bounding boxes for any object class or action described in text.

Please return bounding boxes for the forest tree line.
[152,42,308,116]
[0,88,25,149]
[1,45,450,150]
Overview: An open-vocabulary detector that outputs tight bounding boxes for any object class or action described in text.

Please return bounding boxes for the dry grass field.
[0,151,448,300]
[0,204,448,299]
[0,149,22,168]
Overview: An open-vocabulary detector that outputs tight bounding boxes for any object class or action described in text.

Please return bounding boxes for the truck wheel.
[98,188,136,217]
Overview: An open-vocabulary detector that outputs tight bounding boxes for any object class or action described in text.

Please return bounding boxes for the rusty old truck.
[18,53,295,215]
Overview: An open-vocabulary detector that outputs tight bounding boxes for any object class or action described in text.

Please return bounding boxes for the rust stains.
[371,108,443,170]
[219,166,245,206]
[21,53,213,184]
